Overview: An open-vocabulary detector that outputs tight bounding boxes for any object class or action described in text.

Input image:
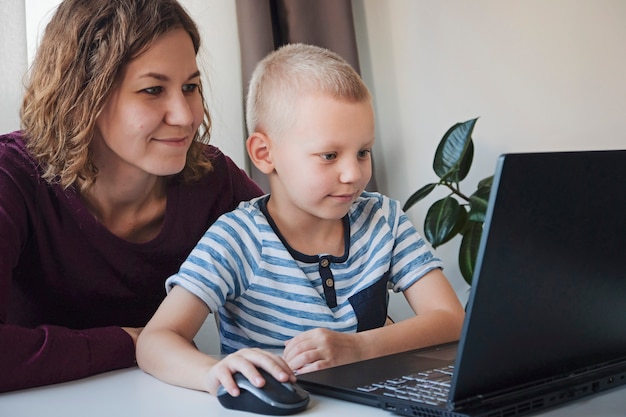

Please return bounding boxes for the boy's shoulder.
[208,195,270,243]
[234,194,268,211]
[354,191,399,210]
[350,192,404,226]
[222,194,269,223]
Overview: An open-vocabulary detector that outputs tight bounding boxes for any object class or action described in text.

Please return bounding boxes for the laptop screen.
[450,150,626,404]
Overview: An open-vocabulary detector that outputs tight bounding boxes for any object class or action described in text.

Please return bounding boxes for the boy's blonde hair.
[245,43,371,138]
[21,0,213,191]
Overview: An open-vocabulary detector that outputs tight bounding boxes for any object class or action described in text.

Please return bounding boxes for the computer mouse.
[217,368,310,415]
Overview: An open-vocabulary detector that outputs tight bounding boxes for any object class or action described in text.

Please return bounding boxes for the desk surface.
[1,368,625,417]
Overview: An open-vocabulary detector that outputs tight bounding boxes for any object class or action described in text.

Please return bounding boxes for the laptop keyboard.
[356,365,454,406]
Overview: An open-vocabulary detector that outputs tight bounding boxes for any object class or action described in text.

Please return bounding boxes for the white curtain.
[0,1,28,133]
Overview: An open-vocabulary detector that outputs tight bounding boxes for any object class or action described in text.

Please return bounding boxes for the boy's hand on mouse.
[283,328,363,374]
[205,348,295,396]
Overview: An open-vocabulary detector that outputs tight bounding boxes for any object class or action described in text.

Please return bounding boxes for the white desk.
[1,368,625,417]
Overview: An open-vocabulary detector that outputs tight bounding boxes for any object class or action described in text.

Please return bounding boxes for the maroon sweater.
[0,131,262,392]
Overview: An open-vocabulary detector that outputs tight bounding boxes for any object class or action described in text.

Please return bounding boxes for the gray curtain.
[236,0,377,193]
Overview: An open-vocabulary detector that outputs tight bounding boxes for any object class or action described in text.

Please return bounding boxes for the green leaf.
[424,197,462,247]
[433,118,478,182]
[468,175,494,222]
[468,181,492,222]
[459,221,484,285]
[456,140,474,182]
[477,175,494,189]
[403,183,437,212]
[453,205,469,237]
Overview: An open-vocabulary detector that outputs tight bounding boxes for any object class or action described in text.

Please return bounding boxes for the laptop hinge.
[450,359,626,412]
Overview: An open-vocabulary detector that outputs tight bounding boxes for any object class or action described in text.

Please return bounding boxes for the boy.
[137,44,465,397]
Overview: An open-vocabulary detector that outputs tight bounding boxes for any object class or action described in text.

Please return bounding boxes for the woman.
[0,0,266,392]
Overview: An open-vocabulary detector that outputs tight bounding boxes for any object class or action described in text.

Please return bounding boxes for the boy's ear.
[246,132,275,174]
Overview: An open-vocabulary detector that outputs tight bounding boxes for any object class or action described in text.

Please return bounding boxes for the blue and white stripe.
[166,191,443,353]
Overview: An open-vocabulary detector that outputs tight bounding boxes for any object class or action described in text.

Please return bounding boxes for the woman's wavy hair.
[21,0,213,191]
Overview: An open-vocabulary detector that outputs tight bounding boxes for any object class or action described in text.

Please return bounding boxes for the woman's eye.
[183,83,199,94]
[320,153,337,161]
[142,86,163,95]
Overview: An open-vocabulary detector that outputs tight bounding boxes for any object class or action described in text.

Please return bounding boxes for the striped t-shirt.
[166,191,443,353]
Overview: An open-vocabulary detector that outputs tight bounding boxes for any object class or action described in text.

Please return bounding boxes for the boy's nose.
[339,158,363,183]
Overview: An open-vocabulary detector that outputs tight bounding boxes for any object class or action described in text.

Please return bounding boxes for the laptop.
[297,150,626,417]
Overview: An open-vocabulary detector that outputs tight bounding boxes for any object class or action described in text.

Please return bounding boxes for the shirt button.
[320,258,330,268]
[325,278,334,287]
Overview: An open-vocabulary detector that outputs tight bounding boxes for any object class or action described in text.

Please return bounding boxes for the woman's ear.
[246,132,275,174]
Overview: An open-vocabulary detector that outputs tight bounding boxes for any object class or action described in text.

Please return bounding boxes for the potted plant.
[403,118,493,285]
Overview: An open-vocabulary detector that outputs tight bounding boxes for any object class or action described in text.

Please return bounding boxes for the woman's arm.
[0,145,138,392]
[0,323,136,393]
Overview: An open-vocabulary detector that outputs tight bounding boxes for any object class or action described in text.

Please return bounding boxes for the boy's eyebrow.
[139,70,201,82]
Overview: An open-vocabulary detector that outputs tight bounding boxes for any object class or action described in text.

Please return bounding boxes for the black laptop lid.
[450,150,626,405]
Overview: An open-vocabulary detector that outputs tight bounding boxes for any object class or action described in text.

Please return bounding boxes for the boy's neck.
[265,196,346,257]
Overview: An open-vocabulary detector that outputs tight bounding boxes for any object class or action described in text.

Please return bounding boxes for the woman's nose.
[164,92,194,126]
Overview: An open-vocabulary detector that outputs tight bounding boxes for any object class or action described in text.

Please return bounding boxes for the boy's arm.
[380,268,465,350]
[137,285,215,391]
[283,269,465,373]
[136,285,294,396]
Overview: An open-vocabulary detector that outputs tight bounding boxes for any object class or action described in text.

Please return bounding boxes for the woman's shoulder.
[201,143,230,168]
[201,143,223,158]
[1,130,29,157]
[166,144,261,230]
[0,130,41,176]
[198,144,249,182]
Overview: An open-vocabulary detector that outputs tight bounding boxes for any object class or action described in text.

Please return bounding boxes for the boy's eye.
[320,153,337,161]
[358,149,372,159]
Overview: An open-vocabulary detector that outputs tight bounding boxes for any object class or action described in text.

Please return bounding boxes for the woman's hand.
[205,348,295,396]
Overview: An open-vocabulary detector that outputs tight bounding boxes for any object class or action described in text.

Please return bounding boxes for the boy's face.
[268,93,374,223]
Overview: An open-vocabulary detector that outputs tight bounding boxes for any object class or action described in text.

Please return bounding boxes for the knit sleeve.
[0,133,136,392]
[0,324,136,392]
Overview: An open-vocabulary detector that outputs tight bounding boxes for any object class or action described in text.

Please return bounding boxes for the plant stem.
[444,182,471,202]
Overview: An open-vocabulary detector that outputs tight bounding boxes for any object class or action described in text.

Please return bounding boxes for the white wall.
[353,0,626,304]
[6,0,626,325]
[0,1,27,133]
[177,0,247,169]
[180,0,626,305]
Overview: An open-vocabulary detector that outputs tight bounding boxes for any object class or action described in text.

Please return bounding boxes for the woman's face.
[93,28,204,179]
